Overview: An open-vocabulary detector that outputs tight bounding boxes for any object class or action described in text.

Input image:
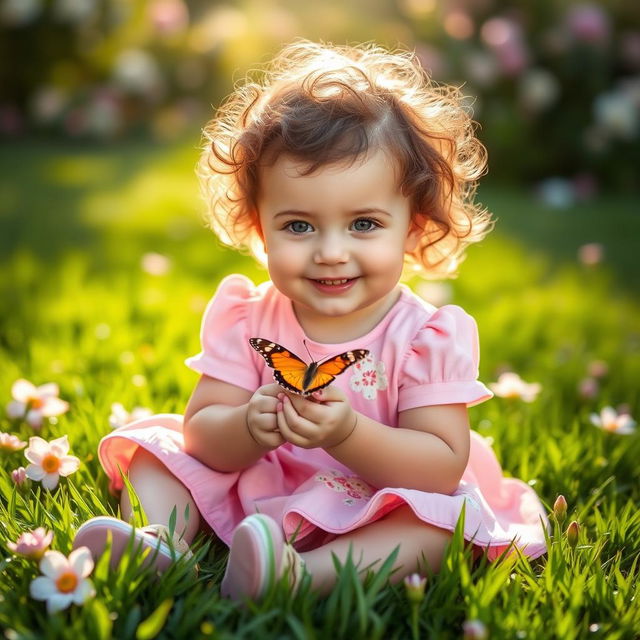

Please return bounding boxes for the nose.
[313,231,350,265]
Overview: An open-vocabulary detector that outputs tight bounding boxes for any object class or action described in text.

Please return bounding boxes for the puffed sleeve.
[398,305,493,411]
[184,274,261,392]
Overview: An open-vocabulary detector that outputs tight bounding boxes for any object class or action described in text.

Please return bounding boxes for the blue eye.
[351,218,379,232]
[286,220,313,234]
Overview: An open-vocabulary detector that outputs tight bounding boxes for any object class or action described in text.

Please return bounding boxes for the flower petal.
[29,576,57,601]
[24,437,49,463]
[49,435,70,456]
[41,472,60,491]
[39,550,68,579]
[12,379,36,403]
[589,412,602,427]
[69,546,94,578]
[6,400,26,419]
[25,464,46,481]
[35,383,59,398]
[47,592,74,614]
[58,456,80,476]
[41,398,69,418]
[72,578,96,604]
[26,409,44,429]
[618,415,636,429]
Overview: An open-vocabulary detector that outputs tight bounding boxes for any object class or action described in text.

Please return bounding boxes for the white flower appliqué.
[349,353,387,400]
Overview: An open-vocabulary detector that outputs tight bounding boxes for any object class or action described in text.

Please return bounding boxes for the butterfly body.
[249,338,369,396]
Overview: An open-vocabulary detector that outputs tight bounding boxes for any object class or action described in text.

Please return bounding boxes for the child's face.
[257,149,419,333]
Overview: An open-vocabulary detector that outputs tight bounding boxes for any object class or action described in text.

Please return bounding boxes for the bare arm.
[275,386,471,495]
[326,403,470,494]
[183,375,280,472]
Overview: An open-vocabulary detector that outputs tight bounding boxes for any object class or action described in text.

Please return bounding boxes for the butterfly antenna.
[302,339,315,362]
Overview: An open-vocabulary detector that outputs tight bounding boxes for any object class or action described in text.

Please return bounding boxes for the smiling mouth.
[316,278,353,285]
[312,278,356,285]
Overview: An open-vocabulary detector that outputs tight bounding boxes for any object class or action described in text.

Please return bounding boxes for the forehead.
[257,149,401,206]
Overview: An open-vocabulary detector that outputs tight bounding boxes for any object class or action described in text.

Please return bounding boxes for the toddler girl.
[74,40,548,599]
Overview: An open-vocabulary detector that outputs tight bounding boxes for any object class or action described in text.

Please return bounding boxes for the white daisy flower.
[30,547,95,614]
[589,406,636,435]
[24,435,80,490]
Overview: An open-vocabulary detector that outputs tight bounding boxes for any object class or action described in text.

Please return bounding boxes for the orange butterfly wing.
[249,338,308,395]
[249,338,369,396]
[307,350,370,394]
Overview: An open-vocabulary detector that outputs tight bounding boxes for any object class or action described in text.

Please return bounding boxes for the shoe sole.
[220,514,284,600]
[72,516,176,572]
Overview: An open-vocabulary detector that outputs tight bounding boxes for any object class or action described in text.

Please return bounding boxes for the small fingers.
[277,396,315,447]
[259,396,278,414]
[280,392,323,422]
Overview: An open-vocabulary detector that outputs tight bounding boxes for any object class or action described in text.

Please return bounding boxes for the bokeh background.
[3,0,640,184]
[1,5,640,636]
[0,0,638,402]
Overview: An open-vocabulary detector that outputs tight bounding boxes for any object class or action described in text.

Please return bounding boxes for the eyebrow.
[273,207,392,219]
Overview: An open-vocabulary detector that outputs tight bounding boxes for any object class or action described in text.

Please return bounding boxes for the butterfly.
[249,338,369,396]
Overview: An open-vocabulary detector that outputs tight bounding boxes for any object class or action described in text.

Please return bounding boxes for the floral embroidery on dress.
[349,353,388,400]
[315,470,374,506]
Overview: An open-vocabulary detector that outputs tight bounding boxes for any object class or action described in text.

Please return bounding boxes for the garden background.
[1,0,639,638]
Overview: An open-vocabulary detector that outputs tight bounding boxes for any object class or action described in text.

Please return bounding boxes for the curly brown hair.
[199,40,493,278]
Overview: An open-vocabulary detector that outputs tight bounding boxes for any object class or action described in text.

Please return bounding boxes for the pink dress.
[99,275,548,560]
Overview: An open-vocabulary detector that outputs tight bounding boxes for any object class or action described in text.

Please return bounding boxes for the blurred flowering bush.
[0,0,638,190]
[407,0,640,191]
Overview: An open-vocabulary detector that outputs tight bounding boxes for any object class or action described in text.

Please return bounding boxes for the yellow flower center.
[41,454,61,473]
[56,571,78,593]
[28,396,45,409]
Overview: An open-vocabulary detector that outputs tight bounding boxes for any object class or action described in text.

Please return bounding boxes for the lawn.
[0,138,639,639]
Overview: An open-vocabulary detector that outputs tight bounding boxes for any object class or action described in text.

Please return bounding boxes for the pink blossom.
[0,432,27,452]
[30,547,95,614]
[489,372,542,402]
[589,407,636,435]
[463,619,488,639]
[8,528,53,560]
[578,243,604,266]
[578,377,599,399]
[6,379,69,430]
[148,0,189,36]
[24,435,81,490]
[566,4,610,45]
[481,17,529,76]
[11,466,28,485]
[587,360,609,378]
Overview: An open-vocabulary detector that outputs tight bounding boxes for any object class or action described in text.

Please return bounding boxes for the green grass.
[1,138,639,639]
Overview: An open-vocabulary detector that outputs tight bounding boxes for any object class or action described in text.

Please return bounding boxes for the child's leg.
[300,505,452,595]
[120,447,201,544]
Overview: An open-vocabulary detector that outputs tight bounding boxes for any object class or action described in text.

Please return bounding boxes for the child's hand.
[275,386,357,450]
[246,383,286,449]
